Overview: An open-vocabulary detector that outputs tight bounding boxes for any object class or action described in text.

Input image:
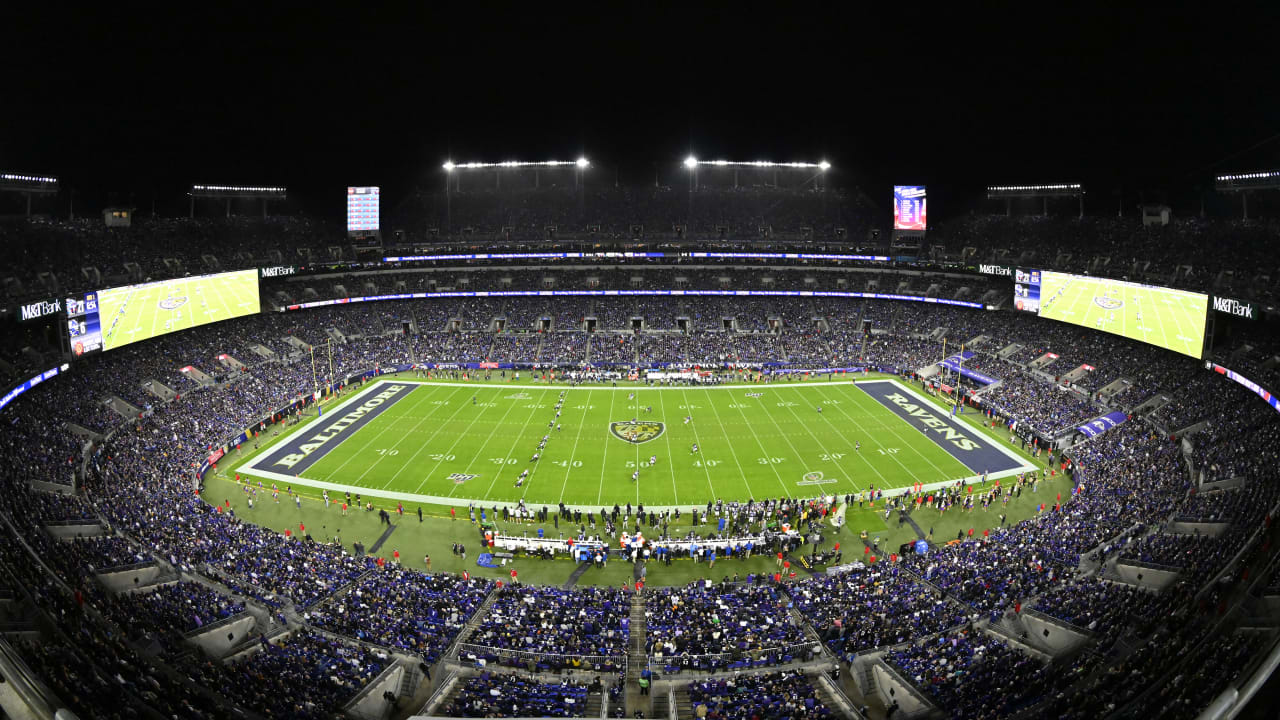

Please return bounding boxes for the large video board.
[893,186,927,231]
[1020,270,1208,358]
[67,270,260,357]
[347,186,380,232]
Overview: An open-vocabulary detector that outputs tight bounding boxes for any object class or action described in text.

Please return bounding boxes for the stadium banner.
[1206,362,1280,415]
[936,353,999,385]
[768,366,866,375]
[259,265,298,278]
[1076,410,1128,439]
[975,264,1014,277]
[0,363,69,415]
[1210,295,1257,320]
[286,289,987,311]
[384,251,892,263]
[16,297,63,322]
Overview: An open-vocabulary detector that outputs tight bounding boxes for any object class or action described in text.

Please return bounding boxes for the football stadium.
[2,7,1280,720]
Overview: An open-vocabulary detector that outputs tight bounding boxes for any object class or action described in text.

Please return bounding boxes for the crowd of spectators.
[306,566,492,662]
[464,585,630,664]
[686,670,830,720]
[645,580,810,672]
[791,565,968,655]
[0,286,1276,719]
[444,672,591,718]
[885,629,1095,718]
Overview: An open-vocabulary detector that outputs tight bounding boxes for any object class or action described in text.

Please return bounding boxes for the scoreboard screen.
[893,186,927,231]
[1013,268,1042,313]
[66,291,103,357]
[347,186,380,232]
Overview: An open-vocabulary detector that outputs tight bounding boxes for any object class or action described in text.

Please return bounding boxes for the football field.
[1037,271,1207,358]
[98,269,261,351]
[238,376,1036,509]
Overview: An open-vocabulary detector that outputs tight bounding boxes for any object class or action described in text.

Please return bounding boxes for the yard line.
[629,389,641,507]
[550,388,592,504]
[654,386,686,505]
[407,390,514,495]
[713,386,792,498]
[800,385,897,489]
[348,386,461,483]
[375,386,473,488]
[596,389,618,505]
[810,384,941,485]
[313,383,453,478]
[763,388,865,494]
[464,389,553,500]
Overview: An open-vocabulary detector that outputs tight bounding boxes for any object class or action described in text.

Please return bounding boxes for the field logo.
[746,392,764,398]
[505,392,531,400]
[449,473,479,485]
[609,420,665,444]
[1092,295,1123,310]
[159,296,189,311]
[798,470,836,486]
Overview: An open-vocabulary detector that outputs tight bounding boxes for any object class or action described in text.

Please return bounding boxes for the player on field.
[631,470,639,482]
[691,443,699,454]
[684,415,691,425]
[649,455,657,466]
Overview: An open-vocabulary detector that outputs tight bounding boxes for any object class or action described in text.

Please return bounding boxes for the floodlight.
[684,156,698,169]
[443,161,456,172]
[818,161,831,171]
[576,157,590,169]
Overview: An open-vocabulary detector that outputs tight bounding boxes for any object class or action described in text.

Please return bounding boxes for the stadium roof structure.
[0,173,59,193]
[442,159,590,171]
[683,157,830,171]
[985,183,1082,198]
[1215,170,1280,192]
[189,184,287,198]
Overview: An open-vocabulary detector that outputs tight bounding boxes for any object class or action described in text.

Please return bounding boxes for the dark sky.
[3,3,1278,218]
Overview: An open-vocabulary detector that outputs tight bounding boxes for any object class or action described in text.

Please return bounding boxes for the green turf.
[236,375,1027,509]
[207,372,1070,586]
[1037,270,1207,358]
[99,269,260,351]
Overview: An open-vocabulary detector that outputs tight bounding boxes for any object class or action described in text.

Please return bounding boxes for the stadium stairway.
[674,685,694,719]
[625,593,649,717]
[651,685,672,720]
[449,584,502,656]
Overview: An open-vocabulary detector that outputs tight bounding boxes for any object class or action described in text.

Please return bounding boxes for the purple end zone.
[253,382,418,475]
[856,380,1024,474]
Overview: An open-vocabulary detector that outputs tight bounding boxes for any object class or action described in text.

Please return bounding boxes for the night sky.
[3,4,1278,219]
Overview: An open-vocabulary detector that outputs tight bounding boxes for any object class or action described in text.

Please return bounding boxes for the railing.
[648,640,821,673]
[456,643,627,676]
[0,637,63,720]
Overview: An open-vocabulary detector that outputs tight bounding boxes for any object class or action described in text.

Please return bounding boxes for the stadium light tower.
[0,173,59,217]
[682,157,831,190]
[189,184,286,218]
[1215,170,1280,220]
[441,158,589,191]
[986,183,1083,218]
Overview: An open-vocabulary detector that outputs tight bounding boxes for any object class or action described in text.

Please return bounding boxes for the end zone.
[856,379,1036,479]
